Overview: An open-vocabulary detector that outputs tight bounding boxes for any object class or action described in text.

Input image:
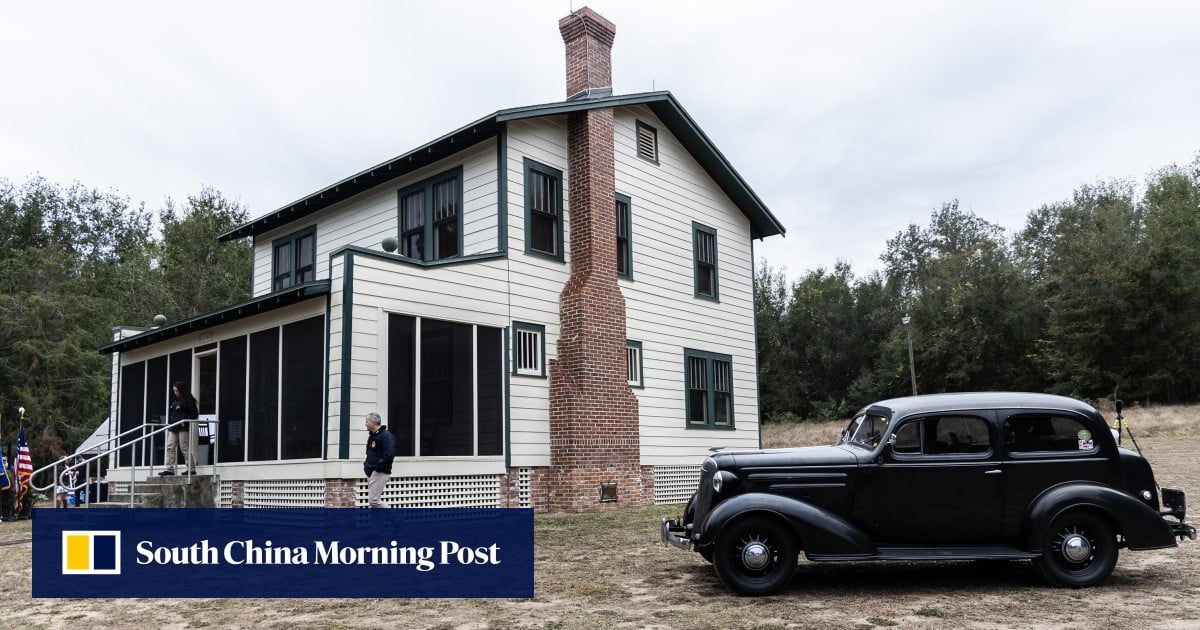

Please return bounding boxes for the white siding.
[503,117,573,466]
[335,253,512,472]
[614,106,762,464]
[497,111,764,466]
[250,139,500,296]
[207,106,763,472]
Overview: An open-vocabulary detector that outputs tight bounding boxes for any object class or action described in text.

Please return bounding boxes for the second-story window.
[693,222,719,300]
[398,168,462,262]
[616,194,632,278]
[525,159,564,261]
[272,226,316,291]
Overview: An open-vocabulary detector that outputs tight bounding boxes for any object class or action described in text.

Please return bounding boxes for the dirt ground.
[3,436,1198,629]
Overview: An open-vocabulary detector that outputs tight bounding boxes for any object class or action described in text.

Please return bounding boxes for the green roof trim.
[219,91,784,243]
[99,281,331,354]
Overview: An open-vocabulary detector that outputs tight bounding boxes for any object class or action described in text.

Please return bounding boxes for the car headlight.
[713,471,738,494]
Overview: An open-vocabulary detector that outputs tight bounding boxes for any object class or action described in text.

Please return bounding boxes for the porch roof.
[99,280,330,354]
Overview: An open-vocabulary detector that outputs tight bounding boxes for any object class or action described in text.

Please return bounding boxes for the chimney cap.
[559,6,616,47]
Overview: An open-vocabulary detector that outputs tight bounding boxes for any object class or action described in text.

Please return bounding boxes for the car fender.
[1024,482,1177,551]
[697,492,877,557]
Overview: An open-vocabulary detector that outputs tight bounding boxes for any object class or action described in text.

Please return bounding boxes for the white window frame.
[512,322,546,378]
[626,340,643,388]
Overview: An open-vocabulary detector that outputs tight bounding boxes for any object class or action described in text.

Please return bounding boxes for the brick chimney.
[547,7,647,512]
[558,7,615,101]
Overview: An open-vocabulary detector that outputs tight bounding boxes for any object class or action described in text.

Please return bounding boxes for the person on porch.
[160,382,198,476]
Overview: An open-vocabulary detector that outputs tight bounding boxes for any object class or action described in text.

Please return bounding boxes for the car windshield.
[841,414,889,448]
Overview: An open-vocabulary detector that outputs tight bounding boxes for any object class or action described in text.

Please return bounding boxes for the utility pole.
[902,315,917,396]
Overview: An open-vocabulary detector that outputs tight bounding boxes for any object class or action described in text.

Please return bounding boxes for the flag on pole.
[14,424,33,514]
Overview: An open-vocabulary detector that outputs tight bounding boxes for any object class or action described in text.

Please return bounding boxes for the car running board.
[809,546,1040,562]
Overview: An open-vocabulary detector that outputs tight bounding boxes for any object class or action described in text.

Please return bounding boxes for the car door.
[870,412,1005,545]
[998,409,1117,539]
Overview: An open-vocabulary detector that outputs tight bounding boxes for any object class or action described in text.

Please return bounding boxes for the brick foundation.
[503,466,654,513]
[325,478,358,508]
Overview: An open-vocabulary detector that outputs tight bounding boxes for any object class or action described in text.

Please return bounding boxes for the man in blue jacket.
[363,412,395,508]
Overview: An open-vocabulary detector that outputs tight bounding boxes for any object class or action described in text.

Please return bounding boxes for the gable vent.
[636,120,659,163]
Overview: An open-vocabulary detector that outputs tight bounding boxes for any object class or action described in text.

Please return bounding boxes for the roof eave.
[217,116,503,242]
[219,91,785,242]
[99,281,331,354]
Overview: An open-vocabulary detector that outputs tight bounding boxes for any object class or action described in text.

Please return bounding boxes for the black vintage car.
[660,393,1195,596]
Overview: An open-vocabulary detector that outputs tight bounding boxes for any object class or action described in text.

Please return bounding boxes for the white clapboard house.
[100,7,784,511]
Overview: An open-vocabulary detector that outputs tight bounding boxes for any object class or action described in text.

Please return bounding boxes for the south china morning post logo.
[61,530,121,575]
[34,508,534,598]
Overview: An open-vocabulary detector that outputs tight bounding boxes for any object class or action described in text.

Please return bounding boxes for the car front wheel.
[1033,511,1118,588]
[712,516,797,596]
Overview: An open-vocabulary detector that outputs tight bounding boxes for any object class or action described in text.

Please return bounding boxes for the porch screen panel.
[117,362,144,467]
[388,314,416,456]
[145,355,169,466]
[281,316,324,459]
[248,328,279,461]
[420,318,473,456]
[168,350,192,397]
[218,336,247,462]
[477,326,503,456]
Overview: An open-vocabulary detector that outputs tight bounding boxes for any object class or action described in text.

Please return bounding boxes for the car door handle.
[984,469,1002,475]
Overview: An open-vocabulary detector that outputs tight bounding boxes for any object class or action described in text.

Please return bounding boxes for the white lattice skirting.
[516,467,533,508]
[653,465,701,505]
[215,469,692,508]
[242,479,327,508]
[356,474,503,508]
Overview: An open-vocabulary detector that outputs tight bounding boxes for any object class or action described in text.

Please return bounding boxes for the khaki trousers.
[367,471,390,507]
[165,428,195,472]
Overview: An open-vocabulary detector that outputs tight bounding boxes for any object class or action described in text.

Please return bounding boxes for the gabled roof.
[219,91,785,242]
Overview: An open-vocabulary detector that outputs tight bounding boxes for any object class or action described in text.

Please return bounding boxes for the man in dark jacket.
[363,412,395,508]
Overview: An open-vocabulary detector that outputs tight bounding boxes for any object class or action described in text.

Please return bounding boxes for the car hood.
[710,444,859,469]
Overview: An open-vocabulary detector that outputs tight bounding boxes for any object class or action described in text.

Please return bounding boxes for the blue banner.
[33,508,534,598]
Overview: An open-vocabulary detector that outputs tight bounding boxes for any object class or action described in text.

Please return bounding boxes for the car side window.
[1004,413,1096,453]
[892,420,922,454]
[892,415,991,456]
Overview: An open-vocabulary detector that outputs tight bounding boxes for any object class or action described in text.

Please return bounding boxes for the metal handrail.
[28,418,218,508]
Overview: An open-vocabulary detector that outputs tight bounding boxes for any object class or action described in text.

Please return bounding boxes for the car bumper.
[1162,488,1195,540]
[660,518,693,551]
[1169,521,1197,540]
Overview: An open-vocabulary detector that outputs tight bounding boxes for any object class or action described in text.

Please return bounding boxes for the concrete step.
[105,474,219,508]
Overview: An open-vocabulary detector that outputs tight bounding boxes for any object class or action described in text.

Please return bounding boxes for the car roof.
[860,392,1100,420]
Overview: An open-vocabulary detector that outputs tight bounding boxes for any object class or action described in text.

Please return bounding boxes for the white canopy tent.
[74,417,110,455]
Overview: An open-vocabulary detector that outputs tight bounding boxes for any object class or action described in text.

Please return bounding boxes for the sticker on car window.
[1077,429,1093,450]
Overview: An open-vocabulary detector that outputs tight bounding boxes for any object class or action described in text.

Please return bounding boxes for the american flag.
[14,424,33,514]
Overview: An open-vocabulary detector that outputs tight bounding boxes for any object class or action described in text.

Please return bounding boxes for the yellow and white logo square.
[62,530,122,575]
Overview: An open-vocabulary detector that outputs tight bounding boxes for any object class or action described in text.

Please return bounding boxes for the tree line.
[757,154,1200,422]
[2,152,1198,464]
[0,178,252,466]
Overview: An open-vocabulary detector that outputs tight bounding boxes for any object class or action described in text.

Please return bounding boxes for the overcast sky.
[3,1,1197,279]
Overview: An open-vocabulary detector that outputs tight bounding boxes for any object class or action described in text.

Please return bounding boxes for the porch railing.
[28,418,217,508]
